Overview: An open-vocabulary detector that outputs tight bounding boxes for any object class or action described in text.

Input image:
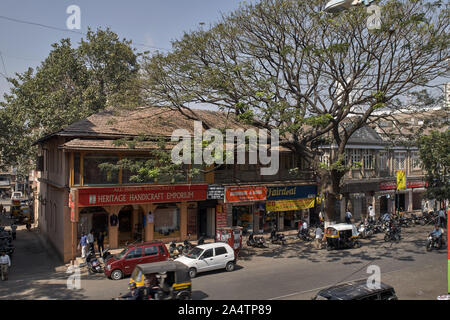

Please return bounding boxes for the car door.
[142,245,159,264]
[214,246,229,268]
[197,248,215,272]
[122,247,143,275]
[158,245,169,261]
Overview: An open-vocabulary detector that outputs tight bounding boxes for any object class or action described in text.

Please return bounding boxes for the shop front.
[69,184,208,259]
[378,179,427,214]
[224,185,267,234]
[265,185,318,231]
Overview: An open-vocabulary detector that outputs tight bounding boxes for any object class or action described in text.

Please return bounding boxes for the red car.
[104,241,169,280]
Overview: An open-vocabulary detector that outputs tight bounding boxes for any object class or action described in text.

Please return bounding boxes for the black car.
[312,280,398,300]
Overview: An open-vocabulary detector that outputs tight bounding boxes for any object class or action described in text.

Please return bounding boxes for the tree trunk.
[320,168,344,224]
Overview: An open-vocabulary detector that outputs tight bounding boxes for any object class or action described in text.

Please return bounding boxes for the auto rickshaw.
[128,261,192,300]
[325,223,361,251]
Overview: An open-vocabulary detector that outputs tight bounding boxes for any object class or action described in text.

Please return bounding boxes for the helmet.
[129,282,137,289]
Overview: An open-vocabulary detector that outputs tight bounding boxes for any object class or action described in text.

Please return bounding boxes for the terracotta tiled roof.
[59,139,176,151]
[48,107,263,140]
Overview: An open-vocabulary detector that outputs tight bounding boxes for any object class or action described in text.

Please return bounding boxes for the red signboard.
[379,180,427,191]
[216,204,227,229]
[77,184,208,207]
[225,186,267,203]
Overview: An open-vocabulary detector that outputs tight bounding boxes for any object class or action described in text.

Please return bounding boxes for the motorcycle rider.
[298,220,308,237]
[430,225,443,247]
[120,282,141,300]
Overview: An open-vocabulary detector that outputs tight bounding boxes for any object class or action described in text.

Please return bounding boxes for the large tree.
[0,28,141,177]
[418,130,450,203]
[140,0,449,222]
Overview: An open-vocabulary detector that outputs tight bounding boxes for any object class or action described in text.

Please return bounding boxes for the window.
[349,149,361,168]
[126,248,142,260]
[201,249,214,259]
[144,246,158,256]
[215,247,227,256]
[158,245,166,255]
[394,152,406,170]
[362,150,374,169]
[320,152,330,167]
[379,152,388,170]
[74,153,80,185]
[83,154,119,185]
[411,152,421,170]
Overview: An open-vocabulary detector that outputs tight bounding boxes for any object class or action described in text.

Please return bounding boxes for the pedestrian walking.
[79,233,88,258]
[97,232,105,256]
[0,251,11,281]
[438,209,446,228]
[87,230,95,253]
[368,205,376,223]
[10,223,17,240]
[345,210,352,224]
[0,204,3,215]
[314,227,323,250]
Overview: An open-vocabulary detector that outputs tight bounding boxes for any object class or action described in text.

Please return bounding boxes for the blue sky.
[0,0,247,100]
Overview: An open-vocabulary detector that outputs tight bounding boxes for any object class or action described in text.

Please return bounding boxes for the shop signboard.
[266,197,318,212]
[77,184,208,207]
[216,204,227,229]
[380,180,427,191]
[225,186,267,203]
[266,185,317,201]
[207,185,225,200]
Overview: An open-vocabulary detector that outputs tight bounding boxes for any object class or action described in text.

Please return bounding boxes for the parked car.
[175,243,236,278]
[105,241,169,280]
[312,280,398,300]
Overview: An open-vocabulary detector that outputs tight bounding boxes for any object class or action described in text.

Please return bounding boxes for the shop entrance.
[118,205,133,245]
[232,205,253,234]
[395,193,406,213]
[198,208,207,237]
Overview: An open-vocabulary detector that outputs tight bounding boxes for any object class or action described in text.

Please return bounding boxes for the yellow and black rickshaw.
[129,261,192,300]
[326,223,361,251]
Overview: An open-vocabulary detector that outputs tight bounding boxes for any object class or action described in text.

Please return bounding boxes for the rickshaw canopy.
[327,223,358,237]
[134,261,190,283]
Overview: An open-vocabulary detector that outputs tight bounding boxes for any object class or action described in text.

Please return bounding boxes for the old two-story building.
[319,125,427,222]
[34,107,317,263]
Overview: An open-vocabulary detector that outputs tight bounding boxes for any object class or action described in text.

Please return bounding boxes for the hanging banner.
[225,186,267,203]
[266,197,319,212]
[396,170,406,190]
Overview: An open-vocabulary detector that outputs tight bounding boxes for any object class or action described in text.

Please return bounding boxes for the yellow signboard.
[266,197,319,212]
[396,170,406,190]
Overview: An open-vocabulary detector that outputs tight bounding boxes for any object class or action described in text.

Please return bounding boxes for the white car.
[175,242,236,278]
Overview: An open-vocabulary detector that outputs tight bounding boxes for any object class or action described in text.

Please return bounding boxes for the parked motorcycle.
[169,241,181,258]
[410,213,426,226]
[426,233,446,251]
[270,228,286,245]
[247,233,267,248]
[297,229,313,242]
[358,223,374,239]
[384,224,401,242]
[86,248,103,273]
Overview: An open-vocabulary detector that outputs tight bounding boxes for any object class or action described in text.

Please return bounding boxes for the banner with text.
[225,186,267,203]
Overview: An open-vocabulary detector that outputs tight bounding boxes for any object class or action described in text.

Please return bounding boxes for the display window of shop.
[232,205,253,232]
[83,154,119,185]
[77,207,109,239]
[153,204,180,239]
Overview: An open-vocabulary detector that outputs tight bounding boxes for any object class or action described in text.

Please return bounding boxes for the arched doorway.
[78,207,109,242]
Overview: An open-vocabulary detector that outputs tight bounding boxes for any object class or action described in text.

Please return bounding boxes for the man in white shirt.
[0,251,11,281]
[368,206,376,223]
[314,227,324,249]
[87,230,95,253]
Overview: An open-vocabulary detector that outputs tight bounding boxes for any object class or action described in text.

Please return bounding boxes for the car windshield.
[186,247,203,259]
[115,248,128,260]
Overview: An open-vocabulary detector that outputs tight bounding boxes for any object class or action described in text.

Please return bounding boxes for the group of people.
[121,275,160,300]
[297,216,324,250]
[79,230,105,258]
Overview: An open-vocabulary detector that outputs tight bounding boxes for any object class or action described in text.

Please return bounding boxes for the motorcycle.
[247,233,267,248]
[297,228,313,242]
[426,233,445,251]
[86,248,103,273]
[358,223,374,239]
[411,213,426,226]
[270,228,286,245]
[384,224,401,242]
[169,241,180,258]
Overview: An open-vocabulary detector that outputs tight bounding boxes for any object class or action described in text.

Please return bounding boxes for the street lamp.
[324,0,375,13]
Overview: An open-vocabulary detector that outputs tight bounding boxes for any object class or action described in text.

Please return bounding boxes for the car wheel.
[189,268,197,278]
[225,261,235,272]
[110,269,123,280]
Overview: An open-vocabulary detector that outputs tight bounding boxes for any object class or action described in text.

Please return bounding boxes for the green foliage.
[418,130,450,202]
[0,28,141,175]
